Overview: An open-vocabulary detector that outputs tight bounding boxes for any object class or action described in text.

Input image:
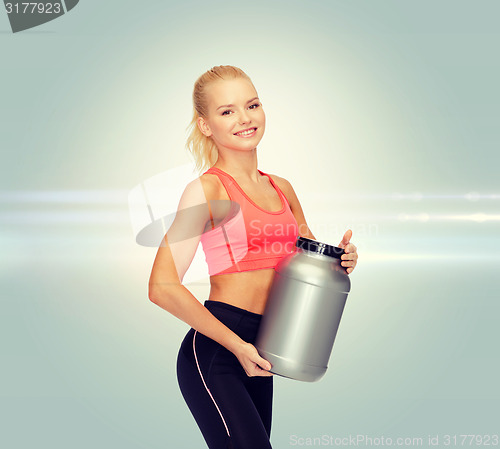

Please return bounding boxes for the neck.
[213,149,260,182]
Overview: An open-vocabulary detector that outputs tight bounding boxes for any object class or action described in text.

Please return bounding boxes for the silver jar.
[255,237,351,382]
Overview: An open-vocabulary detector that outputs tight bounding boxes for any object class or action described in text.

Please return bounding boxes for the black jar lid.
[296,237,345,260]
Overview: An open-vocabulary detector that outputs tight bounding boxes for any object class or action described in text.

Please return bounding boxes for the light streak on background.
[2,190,500,202]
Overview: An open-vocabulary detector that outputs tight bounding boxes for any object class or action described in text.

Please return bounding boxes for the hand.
[338,229,358,274]
[233,342,274,377]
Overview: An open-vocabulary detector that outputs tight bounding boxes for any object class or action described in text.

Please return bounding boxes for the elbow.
[148,288,157,303]
[148,282,181,306]
[148,287,158,304]
[148,284,168,304]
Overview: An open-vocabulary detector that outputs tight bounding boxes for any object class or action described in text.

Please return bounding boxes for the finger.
[255,364,274,376]
[246,363,274,377]
[342,247,358,261]
[251,352,272,371]
[257,358,272,371]
[341,253,357,261]
[345,243,356,254]
[338,229,353,248]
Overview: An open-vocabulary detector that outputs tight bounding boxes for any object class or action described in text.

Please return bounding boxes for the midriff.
[207,268,277,315]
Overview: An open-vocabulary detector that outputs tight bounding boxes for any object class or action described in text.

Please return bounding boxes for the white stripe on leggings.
[193,330,231,437]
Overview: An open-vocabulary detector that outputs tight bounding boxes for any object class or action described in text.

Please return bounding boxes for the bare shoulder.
[199,172,221,201]
[178,172,220,206]
[267,173,293,197]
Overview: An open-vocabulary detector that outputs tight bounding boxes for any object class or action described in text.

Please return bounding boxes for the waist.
[204,300,263,319]
[203,300,263,342]
[208,268,276,315]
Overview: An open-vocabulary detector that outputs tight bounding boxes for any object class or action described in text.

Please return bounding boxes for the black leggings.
[176,300,273,449]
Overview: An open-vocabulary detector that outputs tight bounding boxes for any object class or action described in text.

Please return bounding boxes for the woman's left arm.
[272,175,358,274]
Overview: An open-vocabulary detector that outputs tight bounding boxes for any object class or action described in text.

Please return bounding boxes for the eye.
[221,109,232,116]
[249,103,260,109]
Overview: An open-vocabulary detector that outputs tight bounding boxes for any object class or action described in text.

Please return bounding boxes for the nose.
[238,109,251,124]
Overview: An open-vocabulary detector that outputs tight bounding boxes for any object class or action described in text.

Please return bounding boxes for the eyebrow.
[216,97,259,111]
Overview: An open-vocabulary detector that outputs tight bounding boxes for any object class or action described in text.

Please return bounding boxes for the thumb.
[257,357,272,371]
[338,229,353,249]
[252,346,272,370]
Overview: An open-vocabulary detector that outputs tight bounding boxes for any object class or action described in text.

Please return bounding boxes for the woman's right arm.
[147,177,273,376]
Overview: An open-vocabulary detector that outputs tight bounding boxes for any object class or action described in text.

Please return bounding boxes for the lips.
[234,127,257,136]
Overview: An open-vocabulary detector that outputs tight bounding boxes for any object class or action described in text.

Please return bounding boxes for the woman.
[148,65,358,449]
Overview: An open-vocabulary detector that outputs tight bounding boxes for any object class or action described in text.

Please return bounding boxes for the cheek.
[226,120,238,134]
[213,119,233,135]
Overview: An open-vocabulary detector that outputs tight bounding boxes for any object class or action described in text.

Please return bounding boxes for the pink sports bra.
[200,167,299,275]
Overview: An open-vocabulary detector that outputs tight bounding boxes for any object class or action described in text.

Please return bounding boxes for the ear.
[197,116,212,137]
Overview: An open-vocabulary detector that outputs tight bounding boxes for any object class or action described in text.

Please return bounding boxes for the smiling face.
[197,77,266,154]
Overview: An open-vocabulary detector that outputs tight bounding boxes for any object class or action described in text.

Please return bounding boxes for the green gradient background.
[1,1,499,448]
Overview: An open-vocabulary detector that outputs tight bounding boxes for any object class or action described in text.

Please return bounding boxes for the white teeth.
[235,128,256,136]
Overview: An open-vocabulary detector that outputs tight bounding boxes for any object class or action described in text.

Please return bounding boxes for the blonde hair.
[185,65,254,174]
